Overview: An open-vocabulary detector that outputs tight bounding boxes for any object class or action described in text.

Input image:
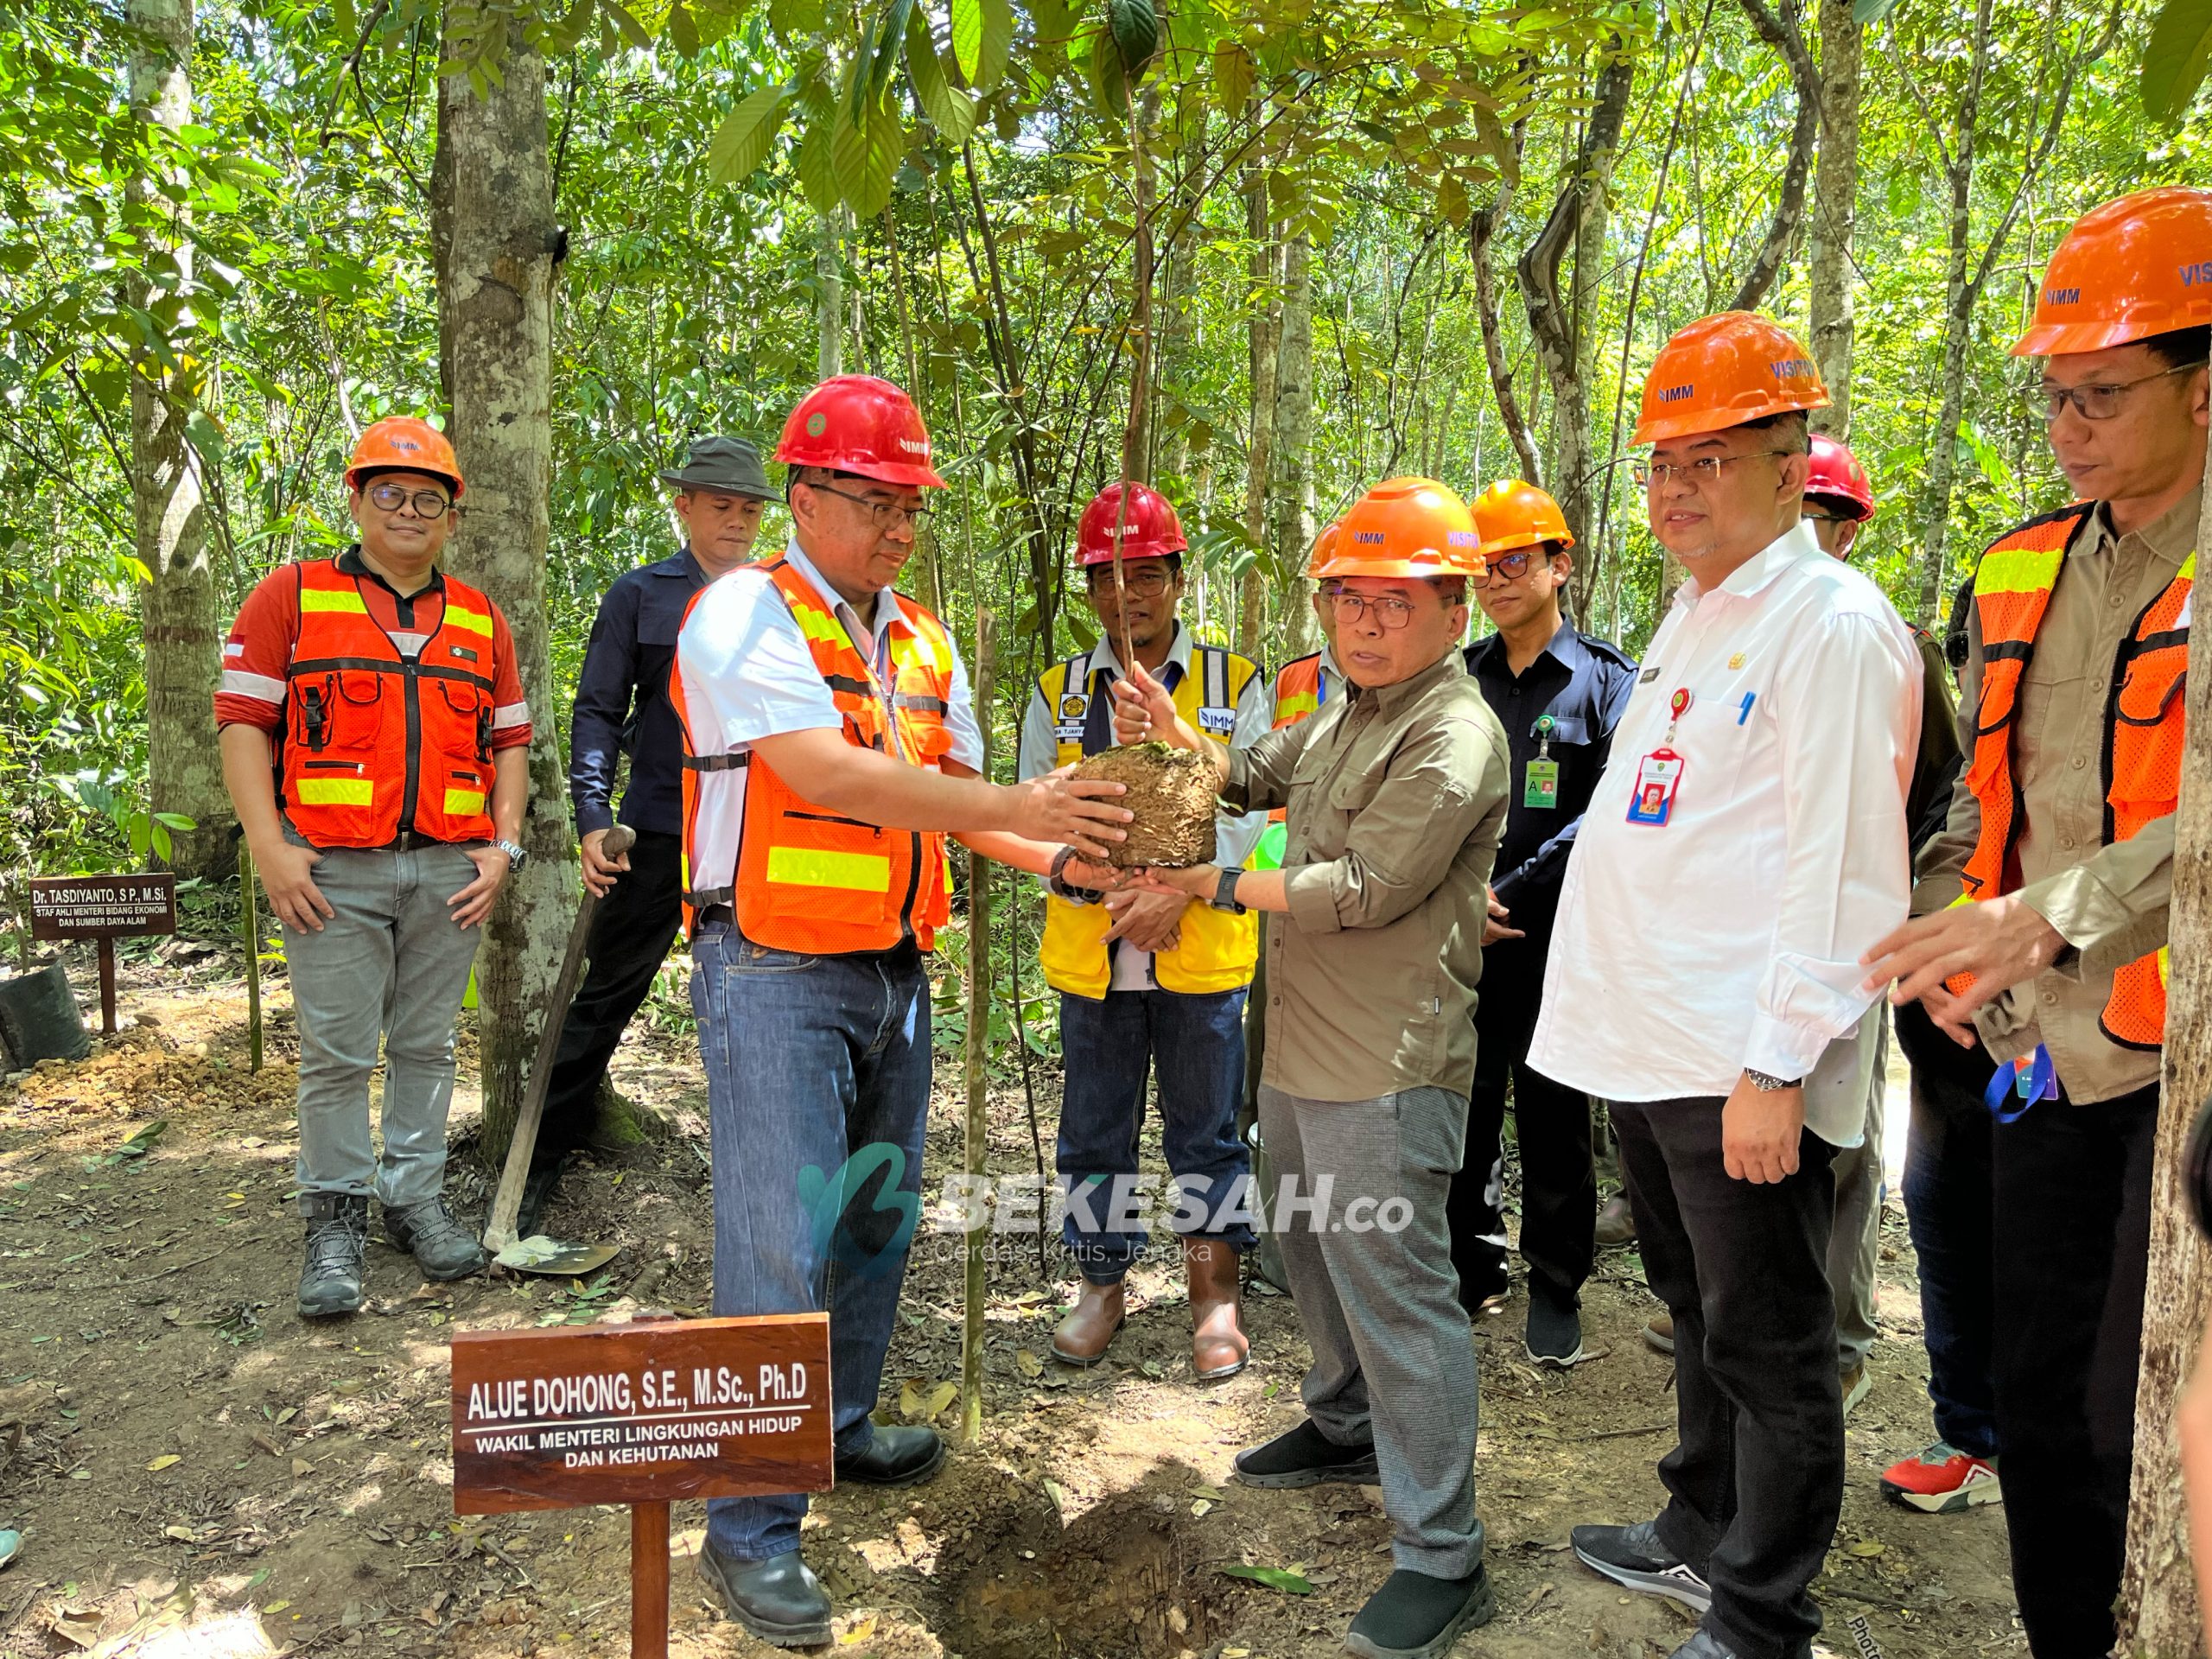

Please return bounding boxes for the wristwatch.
[1047,844,1097,902]
[493,838,529,872]
[1745,1068,1801,1092]
[1210,868,1246,915]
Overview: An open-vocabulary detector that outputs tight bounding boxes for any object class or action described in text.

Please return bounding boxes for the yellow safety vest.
[1034,643,1261,1000]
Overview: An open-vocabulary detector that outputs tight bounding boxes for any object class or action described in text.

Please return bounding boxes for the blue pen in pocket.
[1737,692,1756,726]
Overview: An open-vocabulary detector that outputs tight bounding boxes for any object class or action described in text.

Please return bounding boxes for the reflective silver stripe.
[492,702,531,730]
[220,669,286,703]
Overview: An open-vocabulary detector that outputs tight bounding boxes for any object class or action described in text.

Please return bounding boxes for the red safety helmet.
[346,416,463,498]
[775,375,947,490]
[1803,434,1874,522]
[1075,481,1187,565]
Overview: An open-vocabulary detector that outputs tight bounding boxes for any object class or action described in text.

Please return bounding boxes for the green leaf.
[907,17,979,145]
[830,95,904,218]
[1106,0,1158,80]
[604,0,653,48]
[950,0,983,81]
[707,83,791,184]
[1086,24,1128,118]
[796,107,840,214]
[966,0,1013,93]
[333,0,358,43]
[845,22,877,126]
[1218,1565,1314,1595]
[870,0,914,106]
[543,0,595,56]
[665,0,698,55]
[1852,0,1902,21]
[2143,0,2212,123]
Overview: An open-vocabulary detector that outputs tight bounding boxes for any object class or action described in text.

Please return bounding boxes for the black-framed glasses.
[804,480,932,531]
[2025,361,2207,423]
[365,480,455,518]
[1085,565,1174,597]
[1631,449,1793,490]
[1329,590,1417,630]
[1475,550,1540,588]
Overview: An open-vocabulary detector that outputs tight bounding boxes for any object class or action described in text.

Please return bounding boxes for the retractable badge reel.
[1626,690,1691,826]
[1524,715,1561,809]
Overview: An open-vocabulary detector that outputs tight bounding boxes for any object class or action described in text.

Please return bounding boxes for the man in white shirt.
[1529,315,1919,1659]
[672,376,1130,1647]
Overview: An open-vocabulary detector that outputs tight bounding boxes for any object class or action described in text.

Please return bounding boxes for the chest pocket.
[638,613,683,650]
[1531,714,1592,747]
[1669,696,1758,805]
[295,670,385,756]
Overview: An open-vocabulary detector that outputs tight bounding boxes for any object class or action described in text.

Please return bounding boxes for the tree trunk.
[431,24,565,1166]
[1470,125,1541,486]
[2115,448,2212,1659]
[128,0,232,880]
[1152,92,1207,490]
[1726,0,1821,315]
[1237,156,1280,663]
[1807,0,1862,437]
[817,205,845,379]
[1519,41,1633,588]
[1271,231,1315,639]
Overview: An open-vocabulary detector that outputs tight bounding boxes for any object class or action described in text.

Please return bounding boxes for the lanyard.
[1982,1044,2056,1123]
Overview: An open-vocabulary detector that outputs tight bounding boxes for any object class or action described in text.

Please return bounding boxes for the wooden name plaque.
[451,1313,834,1515]
[29,874,177,940]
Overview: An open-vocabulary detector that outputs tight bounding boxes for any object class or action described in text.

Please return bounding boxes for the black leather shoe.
[696,1544,832,1648]
[835,1422,946,1486]
[1345,1565,1497,1659]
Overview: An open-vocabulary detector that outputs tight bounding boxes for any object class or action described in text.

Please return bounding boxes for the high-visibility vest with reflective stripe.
[674,558,957,953]
[1948,504,2190,1050]
[278,559,501,848]
[1271,652,1325,728]
[1033,643,1260,1000]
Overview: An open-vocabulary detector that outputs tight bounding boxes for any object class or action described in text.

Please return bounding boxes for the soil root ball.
[1070,743,1219,868]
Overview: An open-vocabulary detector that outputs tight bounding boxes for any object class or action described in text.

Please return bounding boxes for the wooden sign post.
[451,1313,834,1656]
[28,874,177,1034]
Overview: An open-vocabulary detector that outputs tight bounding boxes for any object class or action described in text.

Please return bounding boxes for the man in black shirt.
[526,435,771,1233]
[1450,480,1637,1366]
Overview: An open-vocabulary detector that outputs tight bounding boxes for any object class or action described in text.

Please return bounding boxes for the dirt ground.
[0,931,2029,1659]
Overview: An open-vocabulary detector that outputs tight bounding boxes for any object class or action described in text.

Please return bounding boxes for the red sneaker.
[1880,1441,2001,1514]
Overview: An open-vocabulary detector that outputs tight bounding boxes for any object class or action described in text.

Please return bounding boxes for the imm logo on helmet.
[1352,529,1387,544]
[1657,384,1694,404]
[2044,285,2082,306]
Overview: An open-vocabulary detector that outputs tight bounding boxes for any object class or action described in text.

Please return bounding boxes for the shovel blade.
[493,1236,623,1277]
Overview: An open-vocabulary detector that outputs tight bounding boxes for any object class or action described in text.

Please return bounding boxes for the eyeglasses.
[365,481,455,518]
[1632,450,1793,490]
[1475,550,1543,588]
[1085,565,1174,597]
[804,480,933,531]
[1329,590,1418,630]
[2024,361,2207,423]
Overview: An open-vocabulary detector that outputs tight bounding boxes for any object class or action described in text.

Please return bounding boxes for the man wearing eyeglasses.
[214,417,533,1317]
[673,377,1135,1646]
[1531,315,1920,1659]
[516,435,775,1237]
[1022,481,1270,1382]
[1448,480,1635,1369]
[1860,187,2210,1658]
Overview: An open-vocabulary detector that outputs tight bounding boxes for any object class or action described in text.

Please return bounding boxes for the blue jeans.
[691,925,932,1562]
[1901,1053,1999,1460]
[1056,987,1255,1282]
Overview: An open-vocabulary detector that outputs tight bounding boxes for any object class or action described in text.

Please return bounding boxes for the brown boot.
[1051,1277,1125,1366]
[1185,1236,1249,1381]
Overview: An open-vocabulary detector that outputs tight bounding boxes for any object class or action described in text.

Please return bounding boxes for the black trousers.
[1613,1097,1840,1659]
[1447,938,1595,1308]
[533,829,686,1173]
[1991,1083,2156,1659]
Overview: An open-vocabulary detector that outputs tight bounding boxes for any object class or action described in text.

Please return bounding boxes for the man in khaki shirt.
[1116,477,1510,1659]
[1864,186,2209,1659]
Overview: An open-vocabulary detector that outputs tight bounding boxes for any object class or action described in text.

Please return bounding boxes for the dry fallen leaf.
[292,1459,314,1478]
[145,1453,181,1471]
[1014,1350,1043,1379]
[837,1613,877,1644]
[924,1382,957,1420]
[898,1381,923,1419]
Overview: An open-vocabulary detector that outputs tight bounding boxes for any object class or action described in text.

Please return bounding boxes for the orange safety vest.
[1271,652,1325,728]
[1949,503,2192,1050]
[278,558,501,848]
[676,557,957,952]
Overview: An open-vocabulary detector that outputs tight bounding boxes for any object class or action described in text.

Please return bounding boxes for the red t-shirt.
[214,549,532,750]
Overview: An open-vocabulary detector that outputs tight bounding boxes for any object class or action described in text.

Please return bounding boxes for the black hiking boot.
[384,1194,489,1281]
[298,1193,370,1318]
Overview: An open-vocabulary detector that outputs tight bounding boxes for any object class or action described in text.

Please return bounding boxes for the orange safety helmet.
[1075,481,1187,564]
[1471,479,1574,557]
[346,416,463,498]
[1313,478,1486,582]
[776,374,948,489]
[1632,312,1830,444]
[1301,519,1341,579]
[2012,186,2212,357]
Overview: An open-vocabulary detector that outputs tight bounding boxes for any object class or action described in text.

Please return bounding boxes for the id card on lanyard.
[1626,690,1694,826]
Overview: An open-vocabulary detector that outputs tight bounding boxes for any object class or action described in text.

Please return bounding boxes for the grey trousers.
[1258,1082,1484,1578]
[1827,1020,1889,1372]
[280,832,483,1211]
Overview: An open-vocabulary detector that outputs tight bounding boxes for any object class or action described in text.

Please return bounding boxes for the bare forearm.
[219,725,287,852]
[491,746,529,842]
[955,830,1054,875]
[756,729,1014,833]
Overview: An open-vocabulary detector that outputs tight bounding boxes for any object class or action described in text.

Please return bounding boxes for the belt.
[698,904,735,928]
[388,830,459,852]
